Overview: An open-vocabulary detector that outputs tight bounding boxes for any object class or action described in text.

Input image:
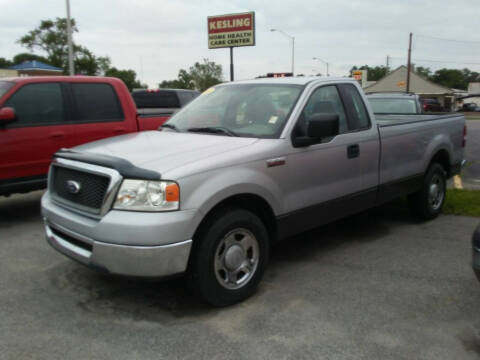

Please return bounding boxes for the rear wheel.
[188,208,269,307]
[408,163,446,220]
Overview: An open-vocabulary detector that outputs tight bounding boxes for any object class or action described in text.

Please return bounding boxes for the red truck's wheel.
[188,208,269,307]
[408,163,446,220]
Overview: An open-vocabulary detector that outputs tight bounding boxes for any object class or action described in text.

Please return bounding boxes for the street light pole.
[271,29,295,75]
[312,57,329,76]
[66,0,74,75]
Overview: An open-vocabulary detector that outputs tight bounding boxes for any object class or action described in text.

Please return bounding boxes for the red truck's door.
[0,82,75,182]
[66,82,138,146]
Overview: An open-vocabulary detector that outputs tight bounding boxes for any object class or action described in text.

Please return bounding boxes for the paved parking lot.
[1,191,479,359]
[463,119,480,189]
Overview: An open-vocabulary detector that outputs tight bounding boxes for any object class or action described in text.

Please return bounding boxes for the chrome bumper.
[45,221,192,277]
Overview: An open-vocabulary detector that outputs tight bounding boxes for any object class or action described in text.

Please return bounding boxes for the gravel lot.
[1,191,479,360]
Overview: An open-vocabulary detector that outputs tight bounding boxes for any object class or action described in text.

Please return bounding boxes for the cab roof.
[221,76,356,86]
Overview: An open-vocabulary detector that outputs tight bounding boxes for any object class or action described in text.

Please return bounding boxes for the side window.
[339,84,370,130]
[71,83,123,122]
[5,83,64,127]
[296,85,348,136]
[177,92,195,107]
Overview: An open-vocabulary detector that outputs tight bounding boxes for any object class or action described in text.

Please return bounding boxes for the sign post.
[208,12,255,82]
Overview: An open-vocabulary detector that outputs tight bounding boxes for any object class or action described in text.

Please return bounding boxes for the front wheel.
[408,163,447,220]
[188,208,269,307]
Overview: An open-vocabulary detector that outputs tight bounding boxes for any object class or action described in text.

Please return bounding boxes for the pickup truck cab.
[0,76,168,196]
[132,88,200,127]
[41,77,466,306]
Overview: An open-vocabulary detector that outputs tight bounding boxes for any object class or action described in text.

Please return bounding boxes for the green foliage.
[17,17,114,76]
[351,63,480,90]
[350,65,388,81]
[15,17,143,87]
[159,69,194,89]
[0,57,13,68]
[160,59,223,91]
[443,189,480,217]
[18,18,78,71]
[105,67,146,91]
[415,66,432,79]
[430,68,480,90]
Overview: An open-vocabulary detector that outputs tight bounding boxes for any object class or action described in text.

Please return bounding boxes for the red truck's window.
[132,91,180,108]
[5,83,64,127]
[71,83,123,122]
[0,81,14,99]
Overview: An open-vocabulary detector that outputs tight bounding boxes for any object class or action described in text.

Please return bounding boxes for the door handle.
[50,132,65,139]
[347,144,360,159]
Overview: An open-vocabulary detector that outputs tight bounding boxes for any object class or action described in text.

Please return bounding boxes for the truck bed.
[376,113,463,127]
[376,112,465,202]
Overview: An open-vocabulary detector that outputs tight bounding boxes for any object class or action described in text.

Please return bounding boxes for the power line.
[390,56,480,66]
[415,34,480,44]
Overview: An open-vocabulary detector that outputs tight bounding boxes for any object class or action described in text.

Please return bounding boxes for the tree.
[415,66,432,79]
[159,59,223,91]
[18,18,77,70]
[349,65,387,81]
[431,68,467,89]
[105,67,145,90]
[189,59,223,91]
[159,69,194,89]
[0,57,12,68]
[17,17,110,75]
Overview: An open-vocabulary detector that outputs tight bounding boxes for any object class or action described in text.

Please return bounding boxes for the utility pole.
[406,32,412,93]
[66,0,74,76]
[386,55,390,74]
[230,47,234,81]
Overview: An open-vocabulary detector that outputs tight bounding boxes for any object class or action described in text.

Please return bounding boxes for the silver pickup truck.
[41,77,466,306]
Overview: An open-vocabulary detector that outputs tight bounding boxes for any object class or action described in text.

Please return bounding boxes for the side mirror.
[0,107,16,125]
[292,113,339,147]
[307,113,339,138]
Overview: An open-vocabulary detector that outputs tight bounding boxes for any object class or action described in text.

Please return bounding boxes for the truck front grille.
[51,166,111,214]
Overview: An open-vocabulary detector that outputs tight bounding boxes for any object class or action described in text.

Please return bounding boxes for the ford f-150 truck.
[0,76,172,196]
[41,77,466,306]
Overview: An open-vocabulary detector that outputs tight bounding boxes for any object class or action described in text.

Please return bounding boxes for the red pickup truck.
[0,76,172,196]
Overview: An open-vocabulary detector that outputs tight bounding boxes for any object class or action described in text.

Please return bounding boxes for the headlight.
[113,180,179,211]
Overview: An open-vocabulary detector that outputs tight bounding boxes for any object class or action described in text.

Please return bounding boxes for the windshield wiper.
[159,123,179,132]
[187,126,238,137]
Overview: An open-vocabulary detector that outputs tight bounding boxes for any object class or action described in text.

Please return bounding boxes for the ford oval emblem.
[65,180,81,194]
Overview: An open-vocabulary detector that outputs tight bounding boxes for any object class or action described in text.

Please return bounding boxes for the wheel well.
[430,149,451,177]
[195,194,278,243]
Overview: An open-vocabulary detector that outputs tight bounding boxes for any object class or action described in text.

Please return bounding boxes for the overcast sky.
[1,0,479,87]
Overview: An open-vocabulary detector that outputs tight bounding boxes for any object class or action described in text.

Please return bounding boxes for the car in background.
[132,88,200,127]
[473,224,480,281]
[367,92,422,114]
[420,98,444,112]
[459,102,480,112]
[0,76,171,196]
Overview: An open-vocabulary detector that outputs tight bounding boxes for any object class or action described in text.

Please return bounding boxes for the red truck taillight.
[462,124,467,147]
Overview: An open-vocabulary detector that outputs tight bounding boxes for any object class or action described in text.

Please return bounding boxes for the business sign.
[267,72,293,78]
[208,12,255,49]
[352,70,363,81]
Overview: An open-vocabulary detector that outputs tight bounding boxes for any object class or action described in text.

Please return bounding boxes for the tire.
[408,163,447,220]
[187,208,269,307]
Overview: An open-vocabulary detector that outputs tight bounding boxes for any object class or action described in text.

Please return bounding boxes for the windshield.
[0,81,14,99]
[368,98,418,114]
[165,83,303,138]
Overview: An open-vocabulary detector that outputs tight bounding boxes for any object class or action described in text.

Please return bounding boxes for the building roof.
[8,60,63,72]
[364,66,452,95]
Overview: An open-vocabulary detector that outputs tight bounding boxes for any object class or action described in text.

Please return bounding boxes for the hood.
[73,130,259,174]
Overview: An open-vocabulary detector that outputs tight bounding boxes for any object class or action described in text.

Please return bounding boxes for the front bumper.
[42,193,198,277]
